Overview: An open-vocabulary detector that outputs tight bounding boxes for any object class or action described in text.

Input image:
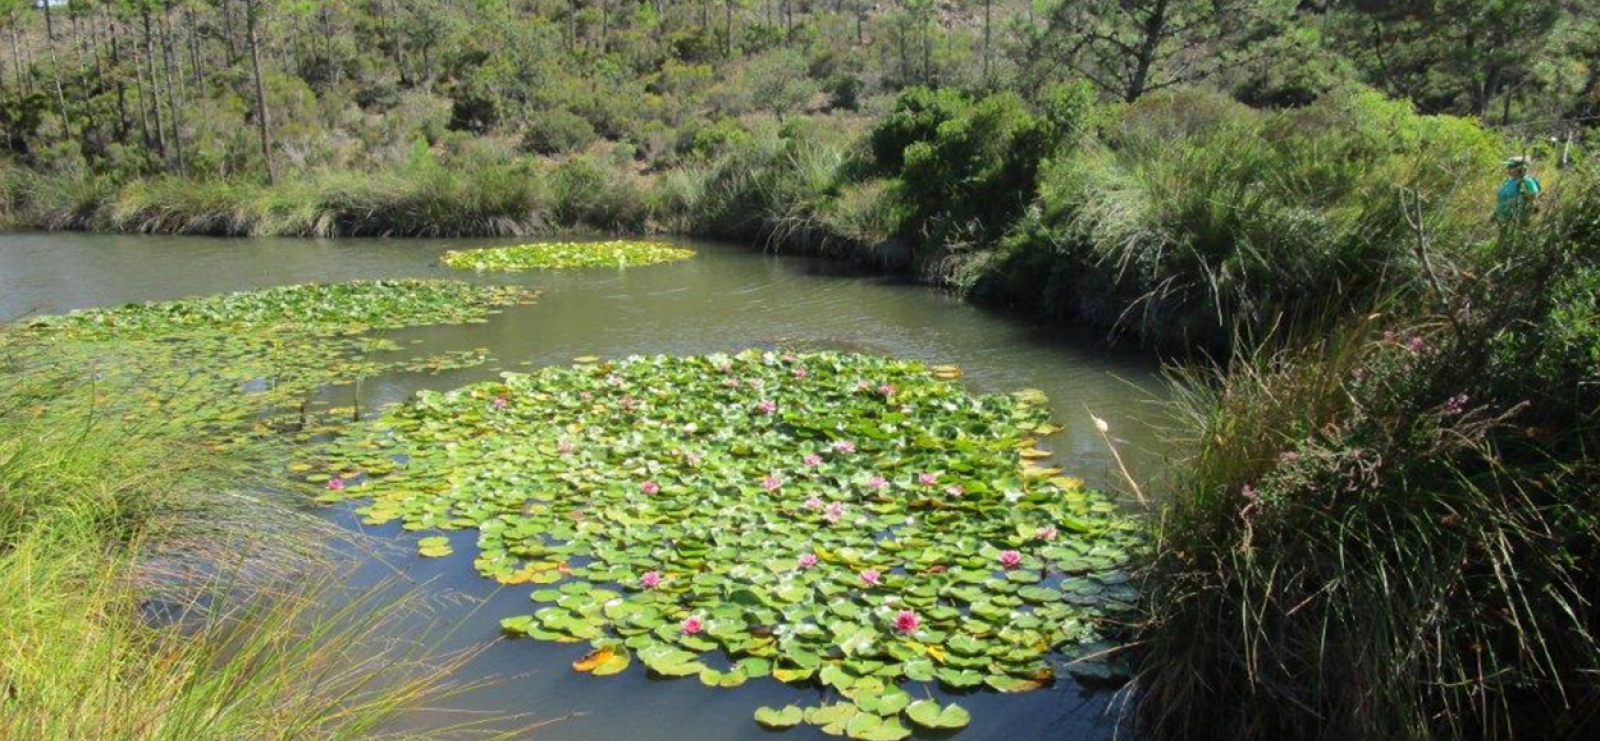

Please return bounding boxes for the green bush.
[870,83,1097,246]
[1014,85,1502,347]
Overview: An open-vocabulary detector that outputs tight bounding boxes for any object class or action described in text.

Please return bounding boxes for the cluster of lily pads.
[314,350,1140,737]
[440,240,695,271]
[6,280,540,445]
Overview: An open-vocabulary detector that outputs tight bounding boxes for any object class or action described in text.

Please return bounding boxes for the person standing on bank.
[1496,156,1541,222]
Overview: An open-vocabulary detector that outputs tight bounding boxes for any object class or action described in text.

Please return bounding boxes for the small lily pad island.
[443,241,697,271]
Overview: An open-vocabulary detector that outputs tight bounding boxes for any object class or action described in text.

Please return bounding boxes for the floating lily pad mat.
[314,350,1140,736]
[441,240,695,271]
[6,280,540,445]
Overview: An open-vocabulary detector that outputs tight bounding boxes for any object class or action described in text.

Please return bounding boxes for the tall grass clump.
[0,356,517,741]
[1134,169,1600,740]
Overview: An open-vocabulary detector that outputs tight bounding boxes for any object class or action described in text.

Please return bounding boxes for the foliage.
[1134,168,1600,740]
[7,280,539,445]
[0,315,533,741]
[984,86,1503,347]
[441,240,695,270]
[870,83,1097,243]
[314,350,1141,732]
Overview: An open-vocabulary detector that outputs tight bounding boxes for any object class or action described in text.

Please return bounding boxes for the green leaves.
[905,700,971,729]
[317,349,1142,732]
[416,536,453,557]
[753,705,804,729]
[441,241,695,271]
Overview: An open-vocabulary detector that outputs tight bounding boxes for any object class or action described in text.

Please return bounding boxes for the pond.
[0,231,1170,741]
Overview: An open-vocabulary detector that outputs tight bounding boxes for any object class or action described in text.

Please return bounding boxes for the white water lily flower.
[1093,415,1109,433]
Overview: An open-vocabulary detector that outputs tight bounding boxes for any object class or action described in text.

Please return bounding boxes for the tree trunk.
[8,25,28,100]
[42,0,74,137]
[246,0,275,183]
[160,3,186,173]
[222,0,239,66]
[110,20,132,142]
[187,8,202,85]
[569,0,579,51]
[1126,0,1171,102]
[142,9,168,161]
[982,0,992,86]
[321,6,335,84]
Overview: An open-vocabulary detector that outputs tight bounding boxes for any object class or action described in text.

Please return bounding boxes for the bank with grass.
[0,281,548,741]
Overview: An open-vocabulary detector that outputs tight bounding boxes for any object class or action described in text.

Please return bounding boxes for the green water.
[0,230,1170,740]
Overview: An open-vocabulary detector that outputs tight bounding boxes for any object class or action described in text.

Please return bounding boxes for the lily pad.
[905,700,972,730]
[754,705,804,729]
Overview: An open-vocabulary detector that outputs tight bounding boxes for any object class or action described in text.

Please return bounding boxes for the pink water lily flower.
[762,475,783,492]
[492,396,509,409]
[859,569,882,586]
[686,452,703,466]
[723,378,741,388]
[893,610,921,634]
[557,440,575,454]
[620,396,637,411]
[878,383,896,397]
[326,477,346,491]
[640,571,661,589]
[831,440,856,454]
[605,374,624,386]
[803,453,823,467]
[798,553,819,569]
[918,472,938,486]
[755,399,777,415]
[945,484,965,498]
[681,616,704,635]
[824,502,846,524]
[793,367,809,379]
[716,363,732,373]
[579,391,593,401]
[804,497,825,511]
[866,476,888,490]
[641,481,661,495]
[748,378,765,389]
[1035,525,1059,542]
[998,550,1023,569]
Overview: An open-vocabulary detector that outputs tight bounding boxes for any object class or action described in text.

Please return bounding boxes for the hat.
[1504,156,1531,168]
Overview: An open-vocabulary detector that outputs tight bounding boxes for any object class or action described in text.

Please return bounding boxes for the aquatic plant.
[6,280,541,445]
[315,350,1140,735]
[21,279,539,339]
[441,241,695,271]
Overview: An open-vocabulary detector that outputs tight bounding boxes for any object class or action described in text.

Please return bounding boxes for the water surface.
[1,231,1169,740]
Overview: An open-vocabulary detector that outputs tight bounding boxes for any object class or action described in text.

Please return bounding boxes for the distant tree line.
[0,0,1594,181]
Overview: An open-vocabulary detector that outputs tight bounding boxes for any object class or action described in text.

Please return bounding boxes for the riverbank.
[1,85,1519,351]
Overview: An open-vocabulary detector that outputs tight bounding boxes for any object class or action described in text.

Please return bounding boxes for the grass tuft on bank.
[1134,171,1600,740]
[0,356,516,741]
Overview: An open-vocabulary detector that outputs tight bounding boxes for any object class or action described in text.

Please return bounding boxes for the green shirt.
[1496,175,1541,220]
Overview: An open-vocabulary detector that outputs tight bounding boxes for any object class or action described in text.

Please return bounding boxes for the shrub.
[519,108,598,155]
